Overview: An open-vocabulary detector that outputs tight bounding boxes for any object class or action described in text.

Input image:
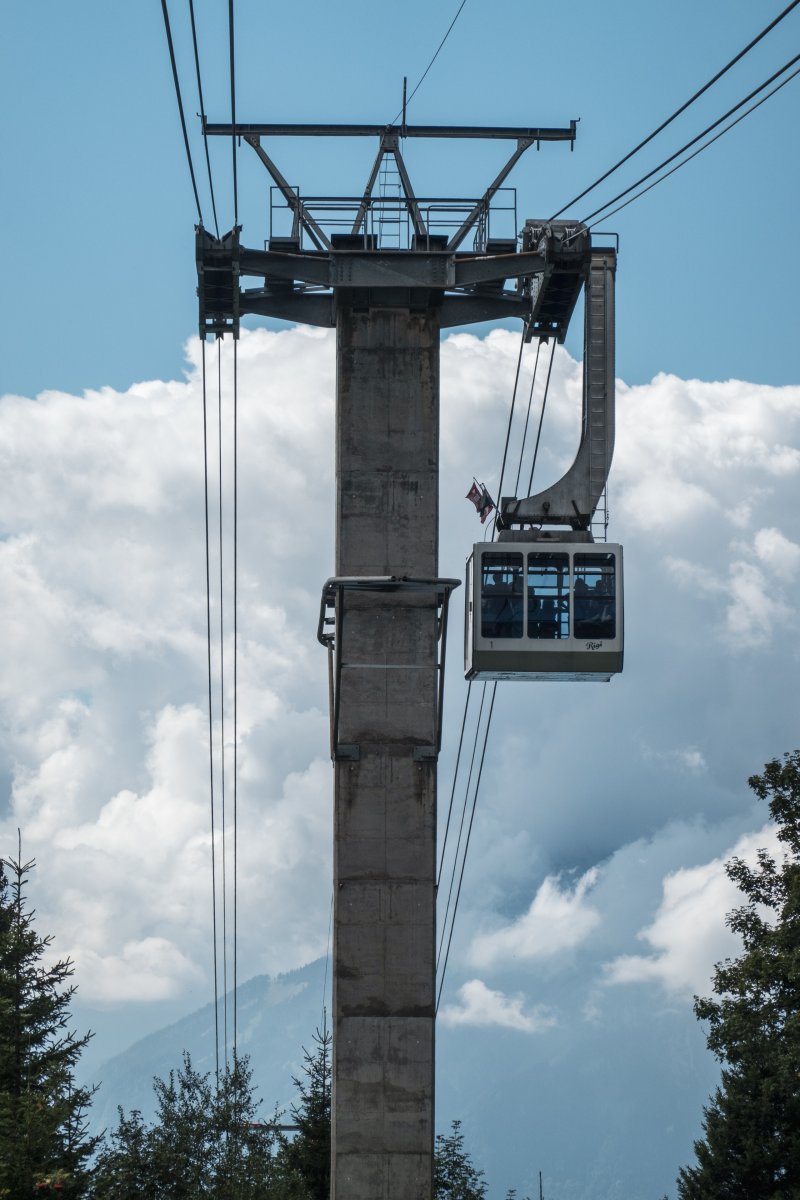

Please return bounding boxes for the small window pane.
[527,552,569,640]
[573,553,616,639]
[481,553,523,639]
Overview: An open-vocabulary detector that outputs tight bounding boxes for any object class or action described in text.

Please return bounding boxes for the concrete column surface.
[332,301,440,1200]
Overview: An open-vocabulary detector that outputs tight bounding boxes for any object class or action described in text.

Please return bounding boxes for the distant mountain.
[86,958,330,1136]
[84,960,718,1199]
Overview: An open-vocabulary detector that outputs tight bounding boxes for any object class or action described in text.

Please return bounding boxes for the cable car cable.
[550,0,800,220]
[526,339,556,496]
[436,683,497,1011]
[586,61,800,232]
[512,339,542,499]
[232,338,239,1060]
[188,0,220,238]
[439,326,525,903]
[390,0,468,124]
[228,0,239,225]
[437,325,529,992]
[437,683,473,889]
[579,50,800,229]
[216,342,230,1071]
[201,340,221,1085]
[439,330,547,993]
[322,890,333,1025]
[492,332,526,535]
[160,0,204,225]
[436,683,488,973]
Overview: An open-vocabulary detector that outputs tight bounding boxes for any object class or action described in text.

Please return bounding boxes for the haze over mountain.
[82,957,719,1200]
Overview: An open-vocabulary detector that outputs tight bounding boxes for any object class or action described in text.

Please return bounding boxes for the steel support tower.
[197,120,590,1199]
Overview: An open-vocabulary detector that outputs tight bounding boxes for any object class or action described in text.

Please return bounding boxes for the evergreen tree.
[677,750,800,1199]
[434,1119,487,1199]
[92,1051,293,1199]
[278,1022,331,1200]
[0,849,97,1198]
[90,1107,155,1200]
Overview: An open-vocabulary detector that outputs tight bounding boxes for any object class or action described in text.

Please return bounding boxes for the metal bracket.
[499,244,617,530]
[196,225,240,339]
[317,576,460,763]
[195,120,580,337]
[521,220,590,343]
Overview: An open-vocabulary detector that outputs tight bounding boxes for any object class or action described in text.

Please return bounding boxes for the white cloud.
[641,743,708,775]
[613,374,800,534]
[666,553,795,649]
[469,869,601,968]
[604,823,781,996]
[725,560,793,646]
[2,325,800,1018]
[439,979,555,1033]
[752,526,800,579]
[0,328,335,1005]
[78,938,202,1004]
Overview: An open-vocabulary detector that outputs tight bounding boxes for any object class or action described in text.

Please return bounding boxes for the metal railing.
[268,187,518,252]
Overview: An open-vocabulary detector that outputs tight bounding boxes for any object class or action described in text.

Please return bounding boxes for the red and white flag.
[466,481,495,524]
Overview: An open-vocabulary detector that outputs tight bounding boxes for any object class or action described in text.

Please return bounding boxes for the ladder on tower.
[377,155,405,249]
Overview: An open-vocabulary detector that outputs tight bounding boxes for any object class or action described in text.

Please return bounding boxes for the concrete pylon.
[331,300,440,1199]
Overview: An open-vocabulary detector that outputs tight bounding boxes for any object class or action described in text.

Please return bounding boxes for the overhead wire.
[585,60,800,232]
[216,342,229,1071]
[512,339,542,499]
[205,0,240,1068]
[436,683,496,1012]
[228,0,240,1066]
[550,0,800,219]
[228,0,239,225]
[494,333,526,515]
[437,685,473,888]
[200,341,221,1086]
[579,51,800,229]
[322,891,333,1025]
[232,338,239,1061]
[434,20,792,990]
[436,328,527,950]
[436,323,542,1003]
[526,340,556,496]
[200,340,243,1079]
[188,0,220,237]
[434,0,799,1023]
[163,0,235,1079]
[391,0,468,122]
[436,684,489,974]
[160,0,204,225]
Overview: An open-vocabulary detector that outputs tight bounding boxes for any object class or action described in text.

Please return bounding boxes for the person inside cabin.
[592,576,614,637]
[528,587,540,637]
[483,569,507,637]
[574,575,591,630]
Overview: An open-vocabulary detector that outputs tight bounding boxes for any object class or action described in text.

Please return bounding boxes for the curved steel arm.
[499,247,616,530]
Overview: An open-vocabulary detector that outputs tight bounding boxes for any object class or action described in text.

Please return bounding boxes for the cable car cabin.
[465,542,623,681]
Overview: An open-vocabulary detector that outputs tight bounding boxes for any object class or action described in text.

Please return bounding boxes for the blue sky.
[2,5,800,1198]
[2,0,798,396]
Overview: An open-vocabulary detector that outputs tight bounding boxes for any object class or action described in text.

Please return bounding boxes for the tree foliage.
[279,1023,331,1199]
[434,1119,487,1199]
[91,1051,300,1199]
[91,1026,335,1200]
[0,850,97,1198]
[677,750,800,1199]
